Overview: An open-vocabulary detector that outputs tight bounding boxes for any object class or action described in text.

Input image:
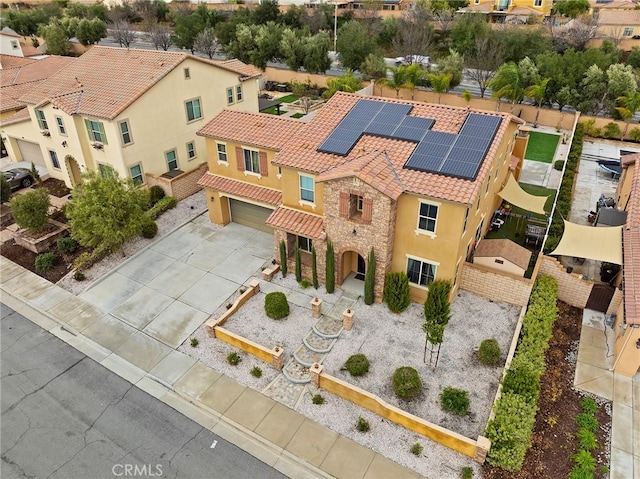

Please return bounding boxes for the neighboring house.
[198,92,527,303]
[610,152,640,376]
[594,9,640,50]
[461,0,552,22]
[473,238,532,277]
[0,46,261,193]
[0,28,43,59]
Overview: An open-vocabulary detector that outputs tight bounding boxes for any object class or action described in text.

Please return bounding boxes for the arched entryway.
[339,250,366,296]
[65,155,82,186]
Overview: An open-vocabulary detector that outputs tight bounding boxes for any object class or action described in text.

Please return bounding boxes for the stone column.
[309,362,323,387]
[342,308,354,331]
[473,436,491,463]
[272,346,284,371]
[310,297,322,318]
[249,279,260,293]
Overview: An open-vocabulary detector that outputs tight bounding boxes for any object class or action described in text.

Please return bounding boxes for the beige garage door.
[229,199,273,233]
[17,140,46,167]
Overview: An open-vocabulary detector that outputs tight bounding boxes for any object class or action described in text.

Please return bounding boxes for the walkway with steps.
[262,301,356,408]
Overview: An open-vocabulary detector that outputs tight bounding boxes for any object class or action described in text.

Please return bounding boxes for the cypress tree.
[311,246,319,289]
[279,240,287,277]
[325,240,335,293]
[295,244,302,282]
[364,248,376,305]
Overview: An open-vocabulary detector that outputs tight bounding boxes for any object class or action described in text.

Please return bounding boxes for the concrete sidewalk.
[0,258,421,479]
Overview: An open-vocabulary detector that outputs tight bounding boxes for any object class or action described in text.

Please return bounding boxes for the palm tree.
[381,66,409,99]
[489,62,523,113]
[524,77,550,128]
[426,72,452,104]
[404,64,425,101]
[462,89,472,109]
[615,91,640,139]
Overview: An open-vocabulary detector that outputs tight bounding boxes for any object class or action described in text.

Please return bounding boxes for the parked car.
[2,168,33,190]
[395,55,432,69]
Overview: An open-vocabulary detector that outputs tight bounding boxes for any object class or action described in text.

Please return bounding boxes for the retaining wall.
[538,255,593,309]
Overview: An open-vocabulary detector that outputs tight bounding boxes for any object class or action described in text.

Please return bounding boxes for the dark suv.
[2,168,33,190]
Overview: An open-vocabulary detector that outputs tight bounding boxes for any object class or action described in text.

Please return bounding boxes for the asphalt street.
[0,303,286,479]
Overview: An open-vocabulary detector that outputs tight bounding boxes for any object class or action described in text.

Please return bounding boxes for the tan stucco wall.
[474,256,525,276]
[281,167,325,216]
[538,255,593,308]
[460,262,533,307]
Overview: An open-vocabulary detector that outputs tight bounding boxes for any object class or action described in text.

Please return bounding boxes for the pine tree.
[311,246,319,289]
[364,248,376,305]
[295,244,302,282]
[279,240,287,277]
[325,240,335,293]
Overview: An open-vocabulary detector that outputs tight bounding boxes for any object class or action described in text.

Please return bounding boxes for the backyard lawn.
[511,183,555,218]
[524,131,560,163]
[277,94,299,103]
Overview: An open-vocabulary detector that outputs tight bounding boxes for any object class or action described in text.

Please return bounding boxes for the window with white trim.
[186,141,196,160]
[130,164,143,185]
[236,85,243,102]
[243,148,260,173]
[462,208,469,234]
[85,119,107,143]
[406,257,437,287]
[55,116,66,135]
[624,27,634,37]
[297,236,313,253]
[119,120,132,145]
[300,175,315,203]
[217,143,227,162]
[226,87,234,105]
[185,98,202,122]
[534,0,542,6]
[36,109,48,130]
[98,163,115,178]
[49,150,60,169]
[417,202,438,233]
[166,150,178,171]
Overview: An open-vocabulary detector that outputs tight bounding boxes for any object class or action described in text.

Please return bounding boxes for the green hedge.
[146,196,177,220]
[485,275,558,471]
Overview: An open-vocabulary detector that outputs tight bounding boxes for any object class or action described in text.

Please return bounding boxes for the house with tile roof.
[593,9,640,50]
[460,0,552,22]
[197,92,528,302]
[0,46,261,191]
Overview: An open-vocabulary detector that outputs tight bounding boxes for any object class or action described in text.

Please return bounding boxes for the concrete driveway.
[79,216,274,349]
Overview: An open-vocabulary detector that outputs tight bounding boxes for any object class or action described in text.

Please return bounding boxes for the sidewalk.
[0,258,421,479]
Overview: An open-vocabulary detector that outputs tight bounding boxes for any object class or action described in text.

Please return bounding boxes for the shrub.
[383,272,410,313]
[265,292,290,319]
[251,366,263,378]
[364,248,376,305]
[10,188,50,233]
[572,450,596,473]
[312,394,325,405]
[295,244,302,282]
[325,240,335,293]
[392,367,422,400]
[553,160,564,171]
[356,417,370,432]
[0,173,11,203]
[279,240,287,277]
[57,236,78,254]
[141,220,158,238]
[440,387,469,416]
[628,127,640,142]
[580,396,598,415]
[343,354,370,377]
[603,122,621,139]
[410,443,423,456]
[73,270,86,281]
[190,338,199,347]
[461,467,474,479]
[72,246,109,271]
[501,365,540,401]
[227,352,241,365]
[35,252,56,271]
[148,185,166,205]
[478,338,501,366]
[146,196,177,219]
[29,161,41,184]
[576,413,598,433]
[300,279,311,288]
[311,246,318,289]
[576,428,597,451]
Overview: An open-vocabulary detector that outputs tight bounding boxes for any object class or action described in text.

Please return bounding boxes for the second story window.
[300,175,315,203]
[36,109,48,130]
[55,116,66,135]
[226,87,234,105]
[119,120,132,145]
[186,141,196,160]
[417,202,438,234]
[236,85,243,102]
[217,143,227,162]
[243,149,260,173]
[185,98,202,122]
[85,119,107,144]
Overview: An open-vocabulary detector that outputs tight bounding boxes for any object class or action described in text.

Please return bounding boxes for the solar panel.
[364,122,399,137]
[438,160,479,179]
[404,154,444,172]
[318,138,355,156]
[349,100,384,118]
[379,103,413,116]
[399,116,434,130]
[451,135,480,150]
[393,127,427,143]
[422,131,457,146]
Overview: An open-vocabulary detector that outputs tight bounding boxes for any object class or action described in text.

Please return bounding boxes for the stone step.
[293,344,325,368]
[282,359,311,384]
[262,374,306,408]
[313,316,343,339]
[303,331,336,354]
[341,289,361,300]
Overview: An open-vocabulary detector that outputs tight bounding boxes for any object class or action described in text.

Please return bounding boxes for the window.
[119,120,132,145]
[349,194,364,217]
[226,88,234,105]
[297,236,313,253]
[475,219,484,244]
[243,149,260,173]
[236,85,243,102]
[624,27,634,37]
[186,141,196,160]
[85,119,107,144]
[130,164,143,186]
[300,175,315,203]
[485,175,491,194]
[10,40,19,50]
[406,257,436,288]
[462,208,469,234]
[55,116,66,135]
[453,258,461,286]
[417,202,438,233]
[36,109,48,130]
[476,194,481,211]
[216,143,227,163]
[184,68,190,79]
[185,99,202,122]
[98,163,115,178]
[534,0,542,5]
[166,150,178,171]
[49,150,60,169]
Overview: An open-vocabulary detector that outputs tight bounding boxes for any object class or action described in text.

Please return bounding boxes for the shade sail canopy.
[497,174,549,215]
[549,220,623,265]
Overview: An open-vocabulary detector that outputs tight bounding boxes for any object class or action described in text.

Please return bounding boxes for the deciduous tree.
[336,21,376,71]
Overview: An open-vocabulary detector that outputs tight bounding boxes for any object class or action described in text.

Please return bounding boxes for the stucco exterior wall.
[460,262,532,307]
[473,256,525,277]
[617,161,635,211]
[281,167,325,216]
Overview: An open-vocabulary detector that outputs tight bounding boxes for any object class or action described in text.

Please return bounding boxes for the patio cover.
[498,174,549,215]
[549,220,623,265]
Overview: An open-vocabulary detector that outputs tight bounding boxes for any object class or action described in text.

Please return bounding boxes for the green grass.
[278,94,299,103]
[262,107,288,115]
[485,215,526,244]
[291,113,305,119]
[509,183,555,219]
[524,132,560,163]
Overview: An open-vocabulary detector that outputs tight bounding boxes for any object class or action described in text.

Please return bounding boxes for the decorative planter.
[14,219,69,254]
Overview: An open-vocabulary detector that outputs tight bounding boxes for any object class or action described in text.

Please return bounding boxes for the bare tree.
[393,8,435,61]
[605,25,625,47]
[193,27,219,59]
[356,0,383,31]
[562,14,598,50]
[431,8,456,40]
[299,96,313,115]
[146,22,172,51]
[467,34,505,98]
[111,20,137,48]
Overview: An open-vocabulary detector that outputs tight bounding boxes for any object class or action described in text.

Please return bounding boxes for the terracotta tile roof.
[461,2,493,12]
[1,56,74,87]
[211,59,262,80]
[0,107,30,126]
[266,207,325,239]
[0,55,35,69]
[474,238,532,270]
[626,161,640,228]
[273,92,517,205]
[0,28,20,38]
[598,8,640,25]
[1,81,39,112]
[197,110,303,150]
[18,46,258,120]
[622,228,640,324]
[21,43,43,57]
[317,150,404,200]
[591,0,639,9]
[197,173,282,206]
[621,152,640,167]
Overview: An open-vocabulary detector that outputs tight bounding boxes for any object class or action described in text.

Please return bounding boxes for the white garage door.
[229,199,273,233]
[17,140,45,167]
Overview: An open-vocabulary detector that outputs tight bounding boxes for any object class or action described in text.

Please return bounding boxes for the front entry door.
[355,254,366,281]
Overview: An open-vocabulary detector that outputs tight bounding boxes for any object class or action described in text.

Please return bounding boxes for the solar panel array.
[317,98,502,181]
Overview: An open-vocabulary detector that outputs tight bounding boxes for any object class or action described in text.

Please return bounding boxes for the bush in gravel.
[461,467,473,479]
[73,270,86,281]
[553,160,564,171]
[190,338,199,347]
[265,292,290,319]
[227,352,241,365]
[343,354,370,377]
[410,443,423,456]
[35,252,56,271]
[141,220,158,238]
[57,236,78,254]
[478,338,501,366]
[383,271,410,313]
[148,185,166,206]
[250,366,262,378]
[440,387,470,416]
[312,394,325,405]
[11,188,50,233]
[146,196,177,220]
[356,417,370,432]
[392,367,422,400]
